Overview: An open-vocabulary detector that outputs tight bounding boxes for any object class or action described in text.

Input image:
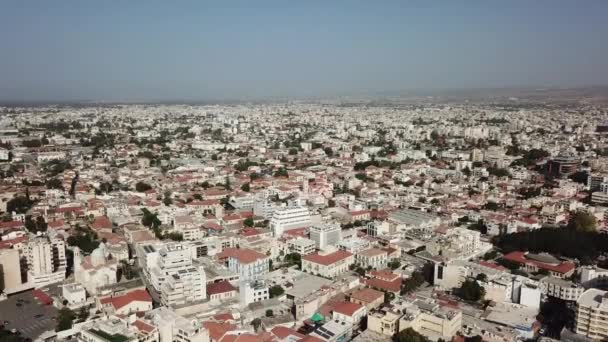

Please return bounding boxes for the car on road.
[34,314,44,318]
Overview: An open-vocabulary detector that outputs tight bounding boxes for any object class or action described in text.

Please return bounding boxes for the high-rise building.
[575,288,608,340]
[26,235,66,287]
[0,248,21,292]
[310,223,341,250]
[270,206,311,237]
[161,266,207,307]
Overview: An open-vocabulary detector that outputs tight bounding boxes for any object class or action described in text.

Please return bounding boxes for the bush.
[135,182,152,192]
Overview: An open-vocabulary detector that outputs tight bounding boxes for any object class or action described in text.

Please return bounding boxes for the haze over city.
[1,1,608,101]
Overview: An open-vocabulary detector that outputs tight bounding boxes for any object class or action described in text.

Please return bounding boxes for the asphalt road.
[0,291,58,340]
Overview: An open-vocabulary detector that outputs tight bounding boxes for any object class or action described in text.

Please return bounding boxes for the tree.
[241,183,250,192]
[163,191,172,206]
[46,178,63,190]
[77,306,89,322]
[251,318,262,332]
[211,154,218,160]
[393,328,430,342]
[6,196,34,214]
[567,211,597,232]
[401,271,425,295]
[269,285,284,298]
[324,147,333,157]
[458,279,485,302]
[243,218,254,227]
[284,253,302,268]
[475,273,488,282]
[265,309,274,317]
[384,291,395,304]
[289,148,298,155]
[135,181,152,192]
[56,307,75,331]
[388,260,401,270]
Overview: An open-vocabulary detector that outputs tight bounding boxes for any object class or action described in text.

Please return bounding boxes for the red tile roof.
[132,320,155,334]
[99,289,152,310]
[350,288,383,303]
[332,301,364,317]
[503,251,575,274]
[91,216,112,230]
[218,248,267,264]
[364,277,401,293]
[270,326,304,340]
[202,321,237,342]
[207,281,237,295]
[302,250,353,266]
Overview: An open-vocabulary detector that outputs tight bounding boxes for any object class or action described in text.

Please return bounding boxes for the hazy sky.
[1,1,607,101]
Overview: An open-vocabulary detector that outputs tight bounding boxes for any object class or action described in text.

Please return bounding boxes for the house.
[207,280,237,302]
[349,287,384,310]
[98,289,153,315]
[302,249,354,279]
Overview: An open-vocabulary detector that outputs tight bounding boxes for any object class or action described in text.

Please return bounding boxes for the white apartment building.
[287,237,316,255]
[239,280,269,306]
[270,206,311,236]
[310,223,341,250]
[580,266,608,288]
[575,289,608,340]
[26,235,66,287]
[161,266,207,307]
[540,276,585,301]
[0,248,21,292]
[225,248,269,281]
[398,299,462,340]
[149,307,209,342]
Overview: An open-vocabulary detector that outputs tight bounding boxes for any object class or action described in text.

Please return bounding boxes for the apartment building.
[270,206,311,237]
[309,223,341,250]
[575,289,608,340]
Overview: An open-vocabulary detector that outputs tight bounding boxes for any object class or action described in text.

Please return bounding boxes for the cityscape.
[2,2,608,342]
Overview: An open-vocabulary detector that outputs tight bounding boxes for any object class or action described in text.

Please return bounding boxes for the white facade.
[576,289,608,340]
[310,223,341,250]
[161,266,207,307]
[270,206,311,236]
[239,280,269,306]
[287,237,316,255]
[62,283,87,307]
[26,235,66,287]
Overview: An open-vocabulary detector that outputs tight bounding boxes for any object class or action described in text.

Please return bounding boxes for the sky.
[1,1,607,101]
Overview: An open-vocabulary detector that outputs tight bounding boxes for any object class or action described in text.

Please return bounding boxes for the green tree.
[241,183,250,192]
[135,181,152,192]
[251,318,262,332]
[265,309,274,317]
[269,285,284,298]
[393,328,430,342]
[243,218,254,227]
[56,307,75,331]
[567,211,597,232]
[458,279,485,302]
[388,260,401,270]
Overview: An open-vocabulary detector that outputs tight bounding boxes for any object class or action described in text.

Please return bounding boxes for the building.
[301,249,354,279]
[368,307,402,336]
[287,237,316,255]
[74,244,119,295]
[540,276,585,301]
[398,299,462,341]
[62,283,87,307]
[548,153,581,178]
[580,266,608,288]
[309,223,341,250]
[160,266,207,307]
[349,287,384,311]
[0,248,21,292]
[332,301,367,327]
[388,209,441,231]
[26,235,66,287]
[502,251,575,278]
[239,280,269,306]
[148,307,210,342]
[575,289,608,340]
[206,280,237,302]
[99,289,153,315]
[220,247,269,281]
[270,206,311,237]
[355,248,388,269]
